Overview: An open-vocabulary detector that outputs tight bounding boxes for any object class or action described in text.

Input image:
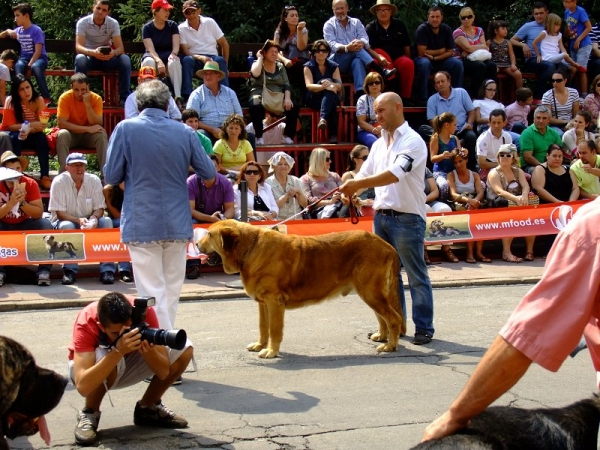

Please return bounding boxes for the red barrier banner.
[0,201,587,265]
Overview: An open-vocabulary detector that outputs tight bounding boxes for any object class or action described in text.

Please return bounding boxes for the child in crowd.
[0,49,18,107]
[429,112,463,203]
[487,20,523,89]
[181,108,213,156]
[564,0,592,96]
[505,87,533,134]
[473,80,505,134]
[0,3,51,104]
[532,14,584,74]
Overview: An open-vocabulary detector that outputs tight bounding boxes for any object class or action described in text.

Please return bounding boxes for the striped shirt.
[542,88,580,121]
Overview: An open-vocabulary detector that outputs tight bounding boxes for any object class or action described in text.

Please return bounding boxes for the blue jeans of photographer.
[374,212,434,336]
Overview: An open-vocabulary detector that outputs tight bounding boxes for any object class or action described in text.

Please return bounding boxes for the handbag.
[467,49,492,61]
[261,70,285,114]
[509,192,540,207]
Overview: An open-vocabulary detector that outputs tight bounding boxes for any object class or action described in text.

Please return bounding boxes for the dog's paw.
[376,342,397,353]
[369,332,388,343]
[247,342,265,352]
[258,348,279,358]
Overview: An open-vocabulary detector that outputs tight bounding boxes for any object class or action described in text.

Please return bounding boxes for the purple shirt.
[14,24,47,60]
[187,173,234,216]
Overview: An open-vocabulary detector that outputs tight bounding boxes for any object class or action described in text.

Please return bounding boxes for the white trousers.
[141,57,182,98]
[128,241,187,330]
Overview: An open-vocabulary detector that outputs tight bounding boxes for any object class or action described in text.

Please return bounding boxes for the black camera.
[129,297,187,350]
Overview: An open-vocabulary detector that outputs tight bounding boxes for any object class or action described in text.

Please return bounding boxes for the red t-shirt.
[0,175,42,223]
[68,298,160,360]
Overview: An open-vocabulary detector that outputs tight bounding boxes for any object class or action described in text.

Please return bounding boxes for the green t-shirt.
[196,131,213,155]
[519,124,562,167]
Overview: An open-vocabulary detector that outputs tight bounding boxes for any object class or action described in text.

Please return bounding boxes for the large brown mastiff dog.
[198,220,406,358]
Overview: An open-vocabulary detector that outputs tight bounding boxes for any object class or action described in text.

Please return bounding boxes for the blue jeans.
[413,57,464,100]
[525,57,558,99]
[15,57,50,99]
[374,212,434,336]
[181,55,229,97]
[55,217,114,274]
[74,54,132,102]
[330,49,373,93]
[356,130,378,149]
[9,131,50,177]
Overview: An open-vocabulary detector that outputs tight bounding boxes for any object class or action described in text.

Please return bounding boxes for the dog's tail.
[385,255,406,335]
[69,243,78,251]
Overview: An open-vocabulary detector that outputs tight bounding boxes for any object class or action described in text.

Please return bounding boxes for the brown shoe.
[39,176,52,190]
[318,118,327,130]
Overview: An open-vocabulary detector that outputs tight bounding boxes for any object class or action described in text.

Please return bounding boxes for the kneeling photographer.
[68,292,192,446]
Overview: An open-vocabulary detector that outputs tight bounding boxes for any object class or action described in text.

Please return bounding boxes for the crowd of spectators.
[1,0,600,286]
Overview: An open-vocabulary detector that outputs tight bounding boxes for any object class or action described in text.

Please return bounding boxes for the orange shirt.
[57,90,103,127]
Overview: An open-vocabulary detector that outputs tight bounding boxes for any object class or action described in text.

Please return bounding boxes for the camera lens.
[141,328,187,350]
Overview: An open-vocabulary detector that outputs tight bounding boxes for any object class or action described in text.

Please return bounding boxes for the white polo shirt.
[356,121,427,219]
[76,14,121,49]
[178,16,224,56]
[476,128,512,163]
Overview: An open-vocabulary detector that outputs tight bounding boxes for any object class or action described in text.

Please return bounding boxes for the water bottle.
[18,121,29,140]
[247,51,255,70]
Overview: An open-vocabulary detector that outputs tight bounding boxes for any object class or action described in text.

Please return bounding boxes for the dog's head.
[0,337,67,446]
[42,236,54,244]
[430,220,443,232]
[198,220,254,273]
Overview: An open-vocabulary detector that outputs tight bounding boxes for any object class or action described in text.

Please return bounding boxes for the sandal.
[465,256,476,264]
[502,253,522,263]
[524,252,535,262]
[477,255,492,263]
[442,248,459,263]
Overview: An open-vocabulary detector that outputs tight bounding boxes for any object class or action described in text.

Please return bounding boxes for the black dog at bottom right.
[412,395,600,450]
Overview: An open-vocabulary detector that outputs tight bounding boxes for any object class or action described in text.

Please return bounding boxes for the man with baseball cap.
[48,152,115,286]
[124,66,182,120]
[178,0,230,100]
[0,151,53,287]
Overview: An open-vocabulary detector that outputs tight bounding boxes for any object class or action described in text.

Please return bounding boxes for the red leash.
[306,188,360,224]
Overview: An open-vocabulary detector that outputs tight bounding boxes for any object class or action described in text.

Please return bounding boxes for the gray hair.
[534,105,551,116]
[135,80,171,112]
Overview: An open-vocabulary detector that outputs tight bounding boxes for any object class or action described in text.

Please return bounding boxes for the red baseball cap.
[151,0,173,10]
[138,66,156,80]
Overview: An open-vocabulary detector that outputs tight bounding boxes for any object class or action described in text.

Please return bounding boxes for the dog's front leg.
[247,301,269,353]
[258,302,285,359]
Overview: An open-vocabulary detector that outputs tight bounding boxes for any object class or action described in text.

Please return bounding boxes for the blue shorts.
[571,44,592,68]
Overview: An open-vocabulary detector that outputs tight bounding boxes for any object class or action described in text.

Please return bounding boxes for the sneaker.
[100,271,115,285]
[119,270,133,283]
[74,408,101,445]
[317,118,328,130]
[39,176,52,191]
[382,68,397,80]
[134,400,188,428]
[37,272,51,287]
[256,137,264,146]
[412,331,433,346]
[61,270,76,285]
[185,265,200,280]
[0,272,5,287]
[172,376,183,386]
[283,136,294,144]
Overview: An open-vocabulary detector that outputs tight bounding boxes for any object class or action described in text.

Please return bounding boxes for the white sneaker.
[256,137,264,145]
[37,272,51,287]
[283,136,294,144]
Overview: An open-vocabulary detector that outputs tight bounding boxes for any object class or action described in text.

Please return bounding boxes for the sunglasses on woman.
[367,81,381,86]
[325,157,331,162]
[498,153,512,158]
[460,14,474,20]
[356,155,368,161]
[245,169,261,175]
[314,48,329,53]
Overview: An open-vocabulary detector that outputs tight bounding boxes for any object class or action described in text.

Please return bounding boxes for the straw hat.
[195,61,226,80]
[0,151,28,172]
[369,0,398,15]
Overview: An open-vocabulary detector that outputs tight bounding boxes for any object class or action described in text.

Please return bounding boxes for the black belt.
[377,209,405,217]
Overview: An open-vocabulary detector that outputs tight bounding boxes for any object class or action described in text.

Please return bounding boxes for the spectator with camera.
[69,292,192,446]
[74,0,132,107]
